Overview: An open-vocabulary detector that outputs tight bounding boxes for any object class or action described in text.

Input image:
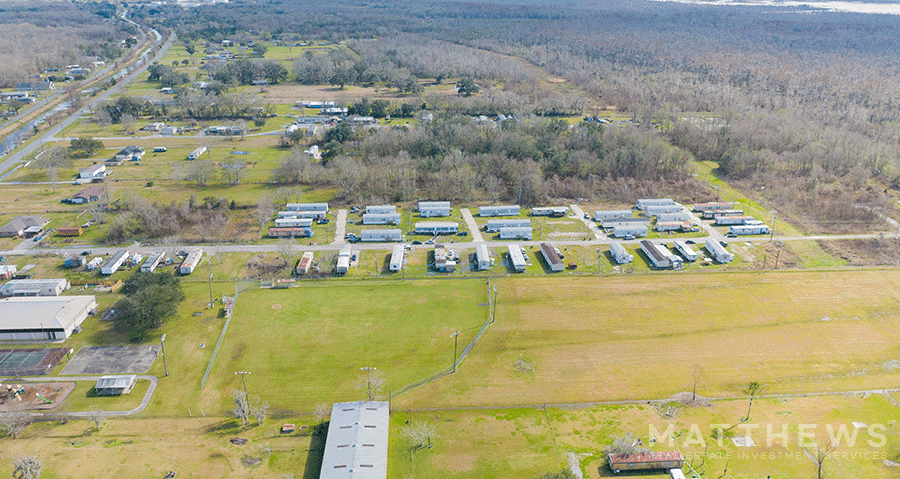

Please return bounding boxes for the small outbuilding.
[95,375,137,396]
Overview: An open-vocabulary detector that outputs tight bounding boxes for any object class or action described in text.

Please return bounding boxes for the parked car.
[583,213,590,219]
[685,239,695,244]
[317,218,329,224]
[80,250,91,255]
[720,240,728,247]
[411,240,423,245]
[349,206,360,213]
[424,239,435,245]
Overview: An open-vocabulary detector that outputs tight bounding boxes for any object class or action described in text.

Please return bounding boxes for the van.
[153,147,167,152]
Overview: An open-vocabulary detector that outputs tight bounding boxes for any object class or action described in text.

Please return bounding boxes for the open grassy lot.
[393,393,900,479]
[197,279,489,413]
[399,270,900,409]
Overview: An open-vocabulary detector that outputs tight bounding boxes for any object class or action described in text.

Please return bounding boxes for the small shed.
[95,375,137,396]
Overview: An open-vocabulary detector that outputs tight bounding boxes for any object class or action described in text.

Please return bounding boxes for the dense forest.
[0,1,134,86]
[133,0,900,232]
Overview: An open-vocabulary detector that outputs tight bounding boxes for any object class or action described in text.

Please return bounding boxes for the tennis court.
[0,348,68,376]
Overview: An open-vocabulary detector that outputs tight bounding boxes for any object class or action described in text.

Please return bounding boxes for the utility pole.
[774,240,783,269]
[235,371,251,396]
[451,331,461,372]
[361,366,376,400]
[160,334,169,377]
[770,210,778,242]
[491,286,498,323]
[208,273,214,309]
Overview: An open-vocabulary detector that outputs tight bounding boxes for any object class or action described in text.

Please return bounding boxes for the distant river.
[649,0,900,15]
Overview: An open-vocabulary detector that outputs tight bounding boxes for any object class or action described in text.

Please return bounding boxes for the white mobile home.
[644,203,684,216]
[657,212,691,222]
[485,219,531,232]
[507,244,527,273]
[275,217,314,228]
[715,215,753,226]
[361,229,402,242]
[636,198,676,210]
[640,240,671,269]
[479,205,520,217]
[187,146,207,160]
[362,213,402,225]
[365,205,396,215]
[414,222,459,235]
[539,243,565,272]
[140,251,166,272]
[389,244,405,272]
[418,201,451,217]
[730,224,771,235]
[179,249,203,275]
[743,219,765,226]
[86,257,103,271]
[694,202,732,212]
[499,227,533,240]
[0,279,69,297]
[100,249,129,275]
[296,251,314,275]
[612,224,648,238]
[705,238,734,263]
[594,210,632,222]
[673,240,698,261]
[286,203,329,212]
[279,210,326,220]
[335,245,351,274]
[531,206,568,217]
[601,217,651,229]
[609,241,634,264]
[656,221,692,232]
[475,244,491,271]
[702,209,743,219]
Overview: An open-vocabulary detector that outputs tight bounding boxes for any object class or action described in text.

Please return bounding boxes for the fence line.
[200,279,255,389]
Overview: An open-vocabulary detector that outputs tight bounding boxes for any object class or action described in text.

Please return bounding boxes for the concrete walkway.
[569,204,604,241]
[2,374,159,417]
[333,209,348,245]
[461,208,485,242]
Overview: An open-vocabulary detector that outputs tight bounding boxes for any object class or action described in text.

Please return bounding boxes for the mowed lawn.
[199,280,489,412]
[399,270,900,408]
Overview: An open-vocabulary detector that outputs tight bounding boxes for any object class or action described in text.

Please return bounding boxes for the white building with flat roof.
[0,296,97,340]
[0,278,69,297]
[320,401,389,479]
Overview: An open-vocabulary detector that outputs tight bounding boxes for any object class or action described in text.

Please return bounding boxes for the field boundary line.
[200,280,255,389]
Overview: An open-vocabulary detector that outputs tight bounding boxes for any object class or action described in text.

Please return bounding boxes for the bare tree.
[0,412,31,438]
[401,419,438,454]
[222,159,246,185]
[810,442,836,479]
[94,110,112,131]
[88,406,106,431]
[120,113,136,134]
[691,364,703,402]
[32,146,71,193]
[12,454,42,479]
[314,403,330,424]
[356,369,385,401]
[257,195,275,230]
[86,202,106,225]
[232,389,251,426]
[604,432,650,456]
[184,161,218,186]
[251,400,270,425]
[482,175,504,204]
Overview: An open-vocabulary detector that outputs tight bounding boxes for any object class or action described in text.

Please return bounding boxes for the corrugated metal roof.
[539,243,562,265]
[320,401,389,479]
[608,451,684,464]
[0,279,67,296]
[0,296,96,331]
[96,375,136,389]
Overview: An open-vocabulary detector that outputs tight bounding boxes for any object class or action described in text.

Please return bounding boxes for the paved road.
[333,209,347,244]
[0,374,158,417]
[0,21,173,175]
[461,208,485,242]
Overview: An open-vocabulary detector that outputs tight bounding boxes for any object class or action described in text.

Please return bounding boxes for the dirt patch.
[241,456,262,466]
[548,232,585,238]
[230,437,248,446]
[271,304,282,310]
[0,381,76,412]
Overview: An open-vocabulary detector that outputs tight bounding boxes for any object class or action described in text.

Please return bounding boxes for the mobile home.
[701,209,743,219]
[608,451,684,473]
[730,224,771,235]
[714,215,753,226]
[705,238,734,263]
[594,210,632,222]
[365,205,396,215]
[335,245,351,274]
[507,244,527,273]
[657,212,691,223]
[278,210,325,220]
[179,249,203,275]
[100,250,129,275]
[531,207,568,217]
[601,217,650,229]
[644,203,684,216]
[418,201,451,217]
[673,240,698,261]
[140,251,166,272]
[656,221,693,232]
[609,241,634,264]
[362,213,402,225]
[187,146,207,160]
[478,205,520,217]
[285,203,329,213]
[499,227,532,240]
[475,244,491,271]
[693,202,732,212]
[636,198,676,210]
[389,244,405,271]
[485,219,531,232]
[296,251,314,275]
[539,243,565,272]
[274,217,314,228]
[612,224,648,238]
[267,227,312,238]
[640,240,675,269]
[361,229,402,242]
[414,222,459,235]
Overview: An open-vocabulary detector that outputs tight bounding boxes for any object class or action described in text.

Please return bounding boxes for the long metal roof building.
[320,401,390,479]
[0,295,97,340]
